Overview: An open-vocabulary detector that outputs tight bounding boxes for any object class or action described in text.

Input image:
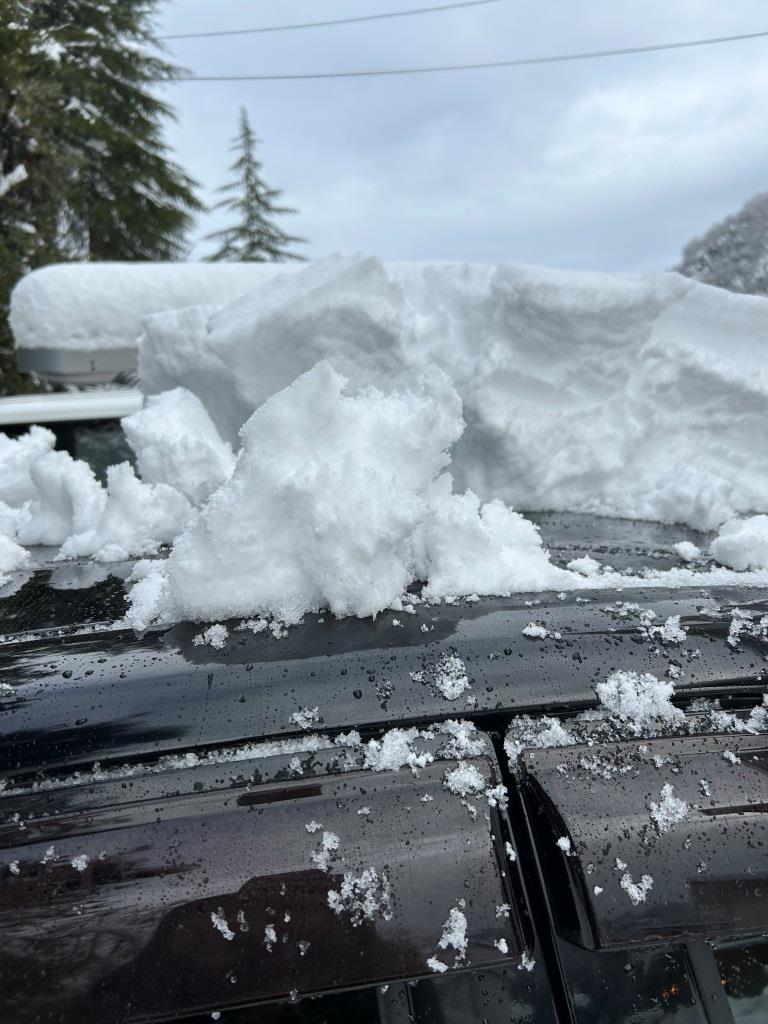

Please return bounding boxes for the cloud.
[157,0,768,270]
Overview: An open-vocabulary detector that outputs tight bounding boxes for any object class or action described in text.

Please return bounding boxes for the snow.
[0,426,56,507]
[121,362,574,630]
[444,763,486,797]
[10,262,295,351]
[594,671,686,735]
[711,516,768,571]
[327,867,393,926]
[134,254,768,532]
[192,623,229,650]
[58,463,192,562]
[620,871,653,905]
[5,254,768,618]
[16,451,105,547]
[122,388,235,505]
[363,728,434,774]
[290,707,320,731]
[211,909,235,941]
[649,783,689,834]
[522,622,550,639]
[0,534,29,585]
[567,556,601,577]
[419,653,471,700]
[0,163,28,198]
[310,830,340,872]
[673,541,702,562]
[437,906,468,962]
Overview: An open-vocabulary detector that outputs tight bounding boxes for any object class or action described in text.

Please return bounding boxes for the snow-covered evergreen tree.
[205,108,306,263]
[676,192,768,296]
[0,0,202,394]
[28,0,202,260]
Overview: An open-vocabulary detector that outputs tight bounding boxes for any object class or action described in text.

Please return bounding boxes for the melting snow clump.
[594,671,686,735]
[211,909,235,941]
[674,541,702,562]
[327,867,393,926]
[192,624,229,650]
[620,872,654,905]
[711,516,768,571]
[649,783,689,833]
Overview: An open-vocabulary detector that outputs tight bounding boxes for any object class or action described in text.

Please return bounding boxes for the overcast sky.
[153,0,768,270]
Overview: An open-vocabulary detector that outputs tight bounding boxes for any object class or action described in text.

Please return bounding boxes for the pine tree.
[29,0,203,261]
[205,109,306,263]
[0,0,203,395]
[0,2,66,394]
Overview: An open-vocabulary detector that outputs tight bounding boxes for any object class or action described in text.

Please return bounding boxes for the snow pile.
[10,261,295,351]
[58,463,192,562]
[0,533,29,586]
[16,451,106,547]
[594,671,686,735]
[137,254,768,531]
[121,388,235,505]
[123,362,573,630]
[711,515,768,571]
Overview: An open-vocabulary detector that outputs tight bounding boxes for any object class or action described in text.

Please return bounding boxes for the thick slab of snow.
[10,262,296,351]
[122,388,235,505]
[137,255,768,531]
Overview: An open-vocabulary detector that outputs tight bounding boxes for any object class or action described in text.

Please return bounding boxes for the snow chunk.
[192,624,229,650]
[59,462,192,562]
[263,924,277,952]
[310,830,340,872]
[290,707,320,731]
[567,556,601,577]
[649,783,689,834]
[16,450,105,547]
[211,909,235,940]
[643,615,688,645]
[595,671,685,735]
[620,872,653,905]
[437,906,468,961]
[444,763,486,797]
[711,516,768,571]
[427,957,448,974]
[556,836,572,855]
[122,388,235,505]
[494,938,509,954]
[674,541,702,562]
[414,652,471,700]
[505,715,577,764]
[432,653,470,700]
[363,728,433,773]
[70,854,89,872]
[327,867,393,926]
[0,426,56,507]
[0,533,29,584]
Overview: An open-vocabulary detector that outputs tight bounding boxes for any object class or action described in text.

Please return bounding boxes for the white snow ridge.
[3,254,768,629]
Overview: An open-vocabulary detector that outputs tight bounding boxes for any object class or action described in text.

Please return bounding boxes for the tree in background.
[205,108,306,263]
[0,0,202,396]
[676,192,768,297]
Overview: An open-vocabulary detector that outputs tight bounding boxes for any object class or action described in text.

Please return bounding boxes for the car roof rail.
[519,731,768,950]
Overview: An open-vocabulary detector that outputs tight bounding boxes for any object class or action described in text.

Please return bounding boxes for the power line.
[159,0,502,42]
[168,28,768,81]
